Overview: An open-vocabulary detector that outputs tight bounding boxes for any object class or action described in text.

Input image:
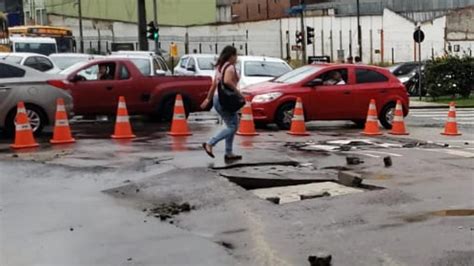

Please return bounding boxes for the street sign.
[170,42,178,58]
[291,45,301,51]
[413,29,425,43]
[308,56,331,64]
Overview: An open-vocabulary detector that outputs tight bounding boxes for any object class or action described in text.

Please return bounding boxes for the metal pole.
[77,0,84,53]
[418,27,422,101]
[137,0,148,51]
[153,0,158,54]
[300,0,306,64]
[357,0,362,61]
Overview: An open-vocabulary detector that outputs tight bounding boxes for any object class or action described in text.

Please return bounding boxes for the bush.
[424,55,474,99]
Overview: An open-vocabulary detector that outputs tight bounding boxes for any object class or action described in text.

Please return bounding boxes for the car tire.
[5,104,47,137]
[275,102,296,130]
[352,119,366,129]
[160,96,190,122]
[379,102,396,130]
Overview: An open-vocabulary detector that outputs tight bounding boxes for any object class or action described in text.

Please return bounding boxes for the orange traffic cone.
[50,98,76,144]
[362,99,383,136]
[389,100,409,135]
[441,102,462,136]
[237,97,259,136]
[168,94,192,136]
[111,96,136,139]
[287,97,310,136]
[10,102,39,149]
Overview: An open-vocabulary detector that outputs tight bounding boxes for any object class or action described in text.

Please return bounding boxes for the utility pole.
[356,0,362,61]
[300,0,306,64]
[137,0,148,51]
[77,0,84,53]
[153,0,158,54]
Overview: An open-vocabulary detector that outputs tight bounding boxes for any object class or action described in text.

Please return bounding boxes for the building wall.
[45,0,217,26]
[231,0,290,22]
[51,7,472,62]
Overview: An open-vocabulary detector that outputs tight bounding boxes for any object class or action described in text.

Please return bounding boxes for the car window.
[179,57,189,68]
[24,57,38,69]
[51,56,88,70]
[77,63,116,81]
[317,68,348,86]
[119,65,130,80]
[197,57,216,70]
[153,58,162,72]
[356,68,389,84]
[129,58,151,76]
[244,61,291,77]
[393,64,417,76]
[36,57,54,71]
[187,58,196,70]
[157,57,169,71]
[274,65,323,84]
[0,63,26,78]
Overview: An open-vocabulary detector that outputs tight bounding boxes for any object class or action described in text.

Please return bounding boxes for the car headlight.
[252,92,283,103]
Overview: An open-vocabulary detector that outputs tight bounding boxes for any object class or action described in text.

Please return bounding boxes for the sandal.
[202,143,215,158]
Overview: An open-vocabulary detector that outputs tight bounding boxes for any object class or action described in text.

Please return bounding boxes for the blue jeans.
[207,94,239,155]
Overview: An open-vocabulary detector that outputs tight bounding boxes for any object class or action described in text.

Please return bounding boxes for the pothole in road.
[218,162,384,205]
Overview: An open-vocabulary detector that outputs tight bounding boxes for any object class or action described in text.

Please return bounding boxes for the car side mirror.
[307,78,323,87]
[155,69,166,76]
[70,74,83,82]
[187,66,196,72]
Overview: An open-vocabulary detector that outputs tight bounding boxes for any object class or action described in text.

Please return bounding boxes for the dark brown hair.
[216,46,237,70]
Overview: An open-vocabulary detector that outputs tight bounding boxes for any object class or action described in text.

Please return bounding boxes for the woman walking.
[201,46,243,161]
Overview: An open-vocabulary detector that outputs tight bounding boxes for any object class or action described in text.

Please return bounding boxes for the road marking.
[342,151,381,158]
[430,149,474,158]
[411,114,474,117]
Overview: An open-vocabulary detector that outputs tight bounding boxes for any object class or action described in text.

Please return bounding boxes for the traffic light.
[295,31,303,44]
[147,21,159,41]
[306,26,315,45]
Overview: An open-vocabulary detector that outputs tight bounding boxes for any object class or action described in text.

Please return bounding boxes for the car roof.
[112,51,156,56]
[108,54,151,60]
[49,53,99,58]
[0,52,48,58]
[238,56,287,62]
[182,54,217,58]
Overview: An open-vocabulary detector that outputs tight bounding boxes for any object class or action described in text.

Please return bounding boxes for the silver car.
[0,61,73,135]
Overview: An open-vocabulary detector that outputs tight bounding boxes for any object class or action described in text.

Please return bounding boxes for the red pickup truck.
[52,59,212,120]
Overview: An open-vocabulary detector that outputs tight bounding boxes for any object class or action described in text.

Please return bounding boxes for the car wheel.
[379,102,396,130]
[275,102,296,130]
[160,96,190,122]
[5,104,47,136]
[352,119,366,129]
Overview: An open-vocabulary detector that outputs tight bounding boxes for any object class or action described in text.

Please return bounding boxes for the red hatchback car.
[243,64,409,129]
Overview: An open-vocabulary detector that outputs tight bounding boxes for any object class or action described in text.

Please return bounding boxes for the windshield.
[274,65,322,84]
[59,61,90,75]
[2,55,22,64]
[14,42,57,56]
[244,61,291,78]
[51,56,88,70]
[197,57,216,70]
[129,58,151,76]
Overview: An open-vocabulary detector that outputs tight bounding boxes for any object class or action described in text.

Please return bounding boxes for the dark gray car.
[0,61,73,135]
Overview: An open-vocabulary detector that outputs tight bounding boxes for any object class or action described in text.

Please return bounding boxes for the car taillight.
[47,80,67,90]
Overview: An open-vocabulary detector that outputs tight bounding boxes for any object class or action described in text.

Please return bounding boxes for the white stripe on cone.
[57,105,66,112]
[118,102,127,109]
[175,100,183,107]
[292,114,304,121]
[116,116,130,122]
[173,114,186,120]
[16,124,32,131]
[241,114,253,120]
[17,107,26,114]
[369,104,376,110]
[393,116,404,122]
[366,115,378,122]
[295,102,303,109]
[55,119,69,126]
[446,117,457,122]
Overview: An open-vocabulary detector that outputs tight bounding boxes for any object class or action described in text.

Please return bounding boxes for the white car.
[49,53,104,71]
[174,54,217,78]
[236,56,292,90]
[0,52,61,74]
[109,52,171,76]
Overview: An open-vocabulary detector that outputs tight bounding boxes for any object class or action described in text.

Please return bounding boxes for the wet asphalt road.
[0,113,473,266]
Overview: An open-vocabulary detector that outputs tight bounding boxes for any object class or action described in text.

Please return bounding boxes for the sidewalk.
[410,99,449,109]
